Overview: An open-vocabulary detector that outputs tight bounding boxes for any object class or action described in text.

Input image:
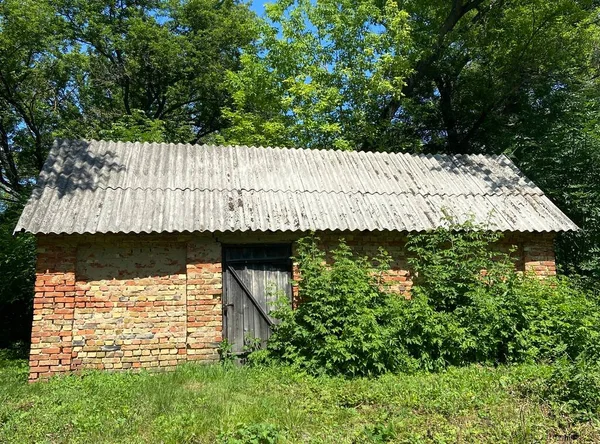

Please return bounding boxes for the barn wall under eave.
[28,230,556,381]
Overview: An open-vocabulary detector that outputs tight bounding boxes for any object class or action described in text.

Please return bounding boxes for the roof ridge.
[55,138,505,161]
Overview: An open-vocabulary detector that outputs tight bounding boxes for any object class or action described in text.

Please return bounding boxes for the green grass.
[0,351,598,443]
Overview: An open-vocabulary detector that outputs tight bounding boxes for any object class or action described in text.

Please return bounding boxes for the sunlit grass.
[1,351,598,443]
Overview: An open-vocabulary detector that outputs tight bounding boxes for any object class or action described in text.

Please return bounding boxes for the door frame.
[221,243,293,350]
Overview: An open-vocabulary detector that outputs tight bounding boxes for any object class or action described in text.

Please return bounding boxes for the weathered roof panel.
[15,139,578,235]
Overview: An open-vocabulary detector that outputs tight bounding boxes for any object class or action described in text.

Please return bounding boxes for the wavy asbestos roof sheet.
[15,139,578,235]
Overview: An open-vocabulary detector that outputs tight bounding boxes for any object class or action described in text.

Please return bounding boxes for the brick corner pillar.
[523,233,557,278]
[186,237,223,362]
[29,237,76,381]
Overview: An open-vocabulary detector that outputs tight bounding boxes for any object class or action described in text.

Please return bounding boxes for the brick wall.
[501,232,557,277]
[186,238,222,362]
[71,242,187,372]
[29,230,556,381]
[30,233,223,381]
[30,241,76,380]
[523,234,557,277]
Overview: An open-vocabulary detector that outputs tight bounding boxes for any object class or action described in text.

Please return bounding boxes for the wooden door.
[223,244,292,356]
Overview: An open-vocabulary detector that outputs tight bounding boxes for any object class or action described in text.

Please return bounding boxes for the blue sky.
[249,0,269,17]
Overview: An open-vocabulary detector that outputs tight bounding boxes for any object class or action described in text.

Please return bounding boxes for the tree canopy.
[221,0,600,154]
[0,0,258,202]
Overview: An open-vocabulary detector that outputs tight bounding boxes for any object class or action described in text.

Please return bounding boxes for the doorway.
[222,244,292,357]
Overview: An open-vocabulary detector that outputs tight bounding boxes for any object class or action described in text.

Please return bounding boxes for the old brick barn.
[15,139,577,381]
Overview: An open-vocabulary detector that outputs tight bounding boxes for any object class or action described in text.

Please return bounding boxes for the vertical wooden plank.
[226,269,235,351]
[261,264,270,345]
[246,264,258,348]
[255,265,264,346]
[269,267,275,343]
[240,264,251,352]
[232,269,245,355]
[255,264,265,347]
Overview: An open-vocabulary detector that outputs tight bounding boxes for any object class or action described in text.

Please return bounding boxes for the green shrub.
[405,218,511,312]
[0,203,36,348]
[396,223,525,368]
[218,338,235,365]
[402,221,600,369]
[263,223,600,378]
[397,274,600,370]
[402,225,600,421]
[542,355,600,421]
[516,278,600,361]
[266,235,410,377]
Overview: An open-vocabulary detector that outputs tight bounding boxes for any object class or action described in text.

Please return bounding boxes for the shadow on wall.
[76,242,187,283]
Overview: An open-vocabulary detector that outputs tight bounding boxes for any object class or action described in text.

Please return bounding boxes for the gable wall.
[28,231,556,381]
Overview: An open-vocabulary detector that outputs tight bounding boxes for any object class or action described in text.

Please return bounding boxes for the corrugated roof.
[15,139,578,234]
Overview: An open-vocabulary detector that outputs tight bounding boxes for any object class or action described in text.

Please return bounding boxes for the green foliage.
[0,0,83,201]
[543,355,600,422]
[405,217,510,312]
[514,278,600,361]
[401,223,600,370]
[356,422,397,443]
[218,0,412,150]
[394,227,527,369]
[256,224,600,425]
[218,423,283,444]
[218,338,235,366]
[55,0,259,142]
[2,356,598,442]
[0,204,35,348]
[266,236,408,377]
[220,0,598,154]
[265,224,600,376]
[395,272,600,372]
[97,110,170,143]
[516,85,600,289]
[394,0,598,154]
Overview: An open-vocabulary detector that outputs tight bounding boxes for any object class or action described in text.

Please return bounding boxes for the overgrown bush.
[399,222,527,369]
[543,354,600,421]
[517,278,600,361]
[402,222,600,369]
[266,236,409,377]
[262,223,600,379]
